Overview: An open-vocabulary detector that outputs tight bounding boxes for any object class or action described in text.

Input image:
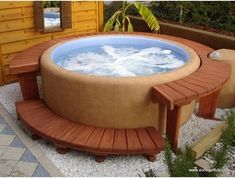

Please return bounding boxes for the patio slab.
[0,103,63,177]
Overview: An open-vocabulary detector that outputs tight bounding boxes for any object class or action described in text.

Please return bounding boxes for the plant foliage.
[164,139,198,177]
[163,111,235,177]
[142,169,157,177]
[103,1,159,32]
[149,1,235,32]
[43,1,60,8]
[104,1,235,33]
[207,111,235,176]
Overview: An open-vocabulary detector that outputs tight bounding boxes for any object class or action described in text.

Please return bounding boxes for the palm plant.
[103,1,160,32]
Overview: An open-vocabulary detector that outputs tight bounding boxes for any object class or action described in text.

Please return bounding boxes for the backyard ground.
[0,77,234,177]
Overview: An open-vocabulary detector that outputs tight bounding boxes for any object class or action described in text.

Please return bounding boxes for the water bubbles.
[162,50,171,54]
[55,45,186,77]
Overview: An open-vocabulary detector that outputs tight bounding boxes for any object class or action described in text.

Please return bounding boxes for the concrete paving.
[0,104,63,177]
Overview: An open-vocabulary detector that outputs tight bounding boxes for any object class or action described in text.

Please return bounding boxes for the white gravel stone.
[0,80,234,176]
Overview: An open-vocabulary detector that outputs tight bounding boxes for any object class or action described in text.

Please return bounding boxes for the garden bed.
[129,16,235,50]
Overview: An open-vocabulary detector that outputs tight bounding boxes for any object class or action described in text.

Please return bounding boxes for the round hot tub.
[41,33,200,129]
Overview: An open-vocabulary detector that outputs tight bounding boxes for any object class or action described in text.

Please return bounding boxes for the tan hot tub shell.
[40,34,200,131]
[209,49,235,108]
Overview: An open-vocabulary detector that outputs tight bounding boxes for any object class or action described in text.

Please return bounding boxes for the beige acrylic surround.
[40,33,200,131]
[209,49,235,108]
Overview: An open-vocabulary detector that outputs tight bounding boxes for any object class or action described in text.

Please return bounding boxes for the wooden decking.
[16,99,164,162]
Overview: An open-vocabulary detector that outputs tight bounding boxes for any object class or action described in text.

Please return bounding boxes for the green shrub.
[164,111,235,177]
[143,111,235,177]
[164,139,198,177]
[149,1,235,32]
[207,111,235,176]
[43,1,60,8]
[142,169,156,177]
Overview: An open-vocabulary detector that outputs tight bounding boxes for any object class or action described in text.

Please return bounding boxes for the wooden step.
[16,99,164,162]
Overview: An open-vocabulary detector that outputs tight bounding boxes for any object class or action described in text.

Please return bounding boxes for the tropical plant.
[103,1,160,32]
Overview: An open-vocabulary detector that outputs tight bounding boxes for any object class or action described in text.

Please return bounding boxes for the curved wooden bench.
[152,35,231,150]
[16,99,164,162]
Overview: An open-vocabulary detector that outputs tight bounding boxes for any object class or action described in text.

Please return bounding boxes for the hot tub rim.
[40,33,201,85]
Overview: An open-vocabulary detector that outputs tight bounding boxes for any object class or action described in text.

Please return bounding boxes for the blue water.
[51,35,189,77]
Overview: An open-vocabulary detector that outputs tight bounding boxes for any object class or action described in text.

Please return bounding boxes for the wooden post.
[197,89,221,119]
[18,72,39,100]
[166,105,182,151]
[158,103,167,135]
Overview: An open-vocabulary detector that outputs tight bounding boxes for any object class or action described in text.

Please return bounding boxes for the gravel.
[0,78,234,176]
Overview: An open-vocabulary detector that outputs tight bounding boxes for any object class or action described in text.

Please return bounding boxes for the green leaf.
[114,17,121,32]
[125,16,134,32]
[134,2,160,32]
[103,11,121,32]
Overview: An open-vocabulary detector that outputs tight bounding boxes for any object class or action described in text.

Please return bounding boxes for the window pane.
[43,1,61,30]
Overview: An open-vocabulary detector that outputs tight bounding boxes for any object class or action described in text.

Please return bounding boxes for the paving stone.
[0,159,18,175]
[0,135,15,146]
[1,125,15,135]
[20,149,37,163]
[37,155,63,176]
[0,146,7,156]
[33,164,51,177]
[0,124,6,133]
[10,137,25,148]
[10,161,38,177]
[28,144,45,158]
[0,116,7,124]
[1,147,25,160]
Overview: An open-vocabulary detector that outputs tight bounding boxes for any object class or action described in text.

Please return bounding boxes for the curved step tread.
[16,99,164,157]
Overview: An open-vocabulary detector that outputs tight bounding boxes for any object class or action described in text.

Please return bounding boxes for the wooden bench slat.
[72,126,95,147]
[136,128,156,153]
[186,75,218,87]
[98,128,115,152]
[193,72,225,84]
[61,124,85,143]
[153,84,187,109]
[175,80,206,95]
[152,85,175,110]
[201,69,230,79]
[166,82,197,100]
[182,77,215,92]
[146,127,165,151]
[85,128,105,150]
[113,129,128,153]
[126,129,142,153]
[41,119,76,139]
[203,65,230,72]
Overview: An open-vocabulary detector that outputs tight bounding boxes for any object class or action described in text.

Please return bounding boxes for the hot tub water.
[52,35,189,77]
